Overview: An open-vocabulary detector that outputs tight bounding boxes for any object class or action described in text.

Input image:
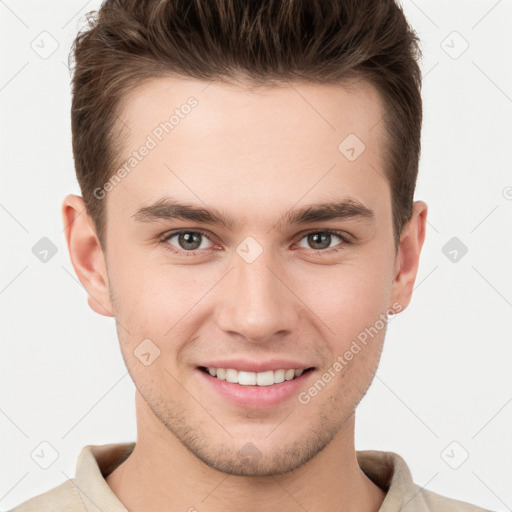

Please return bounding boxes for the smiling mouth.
[198,366,315,386]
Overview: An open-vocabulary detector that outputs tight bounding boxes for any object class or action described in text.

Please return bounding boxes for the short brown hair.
[70,0,422,252]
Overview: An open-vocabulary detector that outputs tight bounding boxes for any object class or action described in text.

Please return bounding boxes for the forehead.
[108,75,390,226]
[118,75,386,150]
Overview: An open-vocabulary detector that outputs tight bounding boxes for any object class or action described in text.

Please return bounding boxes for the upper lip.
[198,359,314,373]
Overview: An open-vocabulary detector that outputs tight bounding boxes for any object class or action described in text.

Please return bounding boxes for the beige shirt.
[9,442,492,512]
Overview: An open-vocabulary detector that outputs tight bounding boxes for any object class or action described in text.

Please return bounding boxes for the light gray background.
[1,0,511,510]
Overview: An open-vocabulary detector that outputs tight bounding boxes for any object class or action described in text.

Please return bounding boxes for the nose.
[215,248,301,344]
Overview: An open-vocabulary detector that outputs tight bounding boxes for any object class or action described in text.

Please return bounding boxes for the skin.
[62,76,427,512]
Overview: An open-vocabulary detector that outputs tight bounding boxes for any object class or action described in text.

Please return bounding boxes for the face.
[64,76,426,477]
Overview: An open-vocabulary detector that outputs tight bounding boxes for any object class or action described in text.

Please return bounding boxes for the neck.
[106,394,385,512]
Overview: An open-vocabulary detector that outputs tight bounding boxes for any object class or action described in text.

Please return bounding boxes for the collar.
[74,442,428,512]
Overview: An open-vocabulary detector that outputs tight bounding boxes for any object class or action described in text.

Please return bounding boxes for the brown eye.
[296,230,349,252]
[177,232,202,250]
[307,232,332,250]
[163,230,214,252]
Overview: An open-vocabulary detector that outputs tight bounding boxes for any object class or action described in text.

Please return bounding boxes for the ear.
[61,194,114,317]
[390,200,428,312]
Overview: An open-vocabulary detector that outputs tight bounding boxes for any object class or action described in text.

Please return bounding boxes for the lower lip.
[197,368,315,409]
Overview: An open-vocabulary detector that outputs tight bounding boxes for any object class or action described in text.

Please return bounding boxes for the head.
[63,0,427,477]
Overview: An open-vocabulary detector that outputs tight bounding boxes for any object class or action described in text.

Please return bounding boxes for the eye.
[296,230,351,252]
[161,229,215,255]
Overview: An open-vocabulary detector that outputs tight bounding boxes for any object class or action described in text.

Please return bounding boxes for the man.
[10,0,492,511]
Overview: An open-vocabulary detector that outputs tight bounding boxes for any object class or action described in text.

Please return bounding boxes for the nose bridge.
[216,246,299,343]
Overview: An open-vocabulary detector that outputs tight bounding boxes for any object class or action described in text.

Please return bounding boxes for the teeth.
[274,369,285,383]
[205,367,307,386]
[257,370,274,386]
[239,371,257,385]
[225,368,238,383]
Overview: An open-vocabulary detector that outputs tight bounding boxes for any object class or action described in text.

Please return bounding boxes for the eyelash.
[158,228,352,257]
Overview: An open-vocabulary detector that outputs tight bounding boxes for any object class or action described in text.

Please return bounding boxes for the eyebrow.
[132,196,375,230]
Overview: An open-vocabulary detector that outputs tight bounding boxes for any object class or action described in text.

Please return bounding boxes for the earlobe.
[61,194,114,317]
[389,200,428,312]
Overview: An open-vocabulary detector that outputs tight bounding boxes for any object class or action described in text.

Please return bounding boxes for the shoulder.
[417,486,494,512]
[357,449,494,512]
[7,479,85,512]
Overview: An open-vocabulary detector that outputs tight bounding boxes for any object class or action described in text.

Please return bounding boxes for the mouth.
[197,366,315,386]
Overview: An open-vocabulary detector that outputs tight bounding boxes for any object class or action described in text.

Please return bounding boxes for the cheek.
[107,252,214,350]
[298,258,394,338]
[314,270,391,402]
